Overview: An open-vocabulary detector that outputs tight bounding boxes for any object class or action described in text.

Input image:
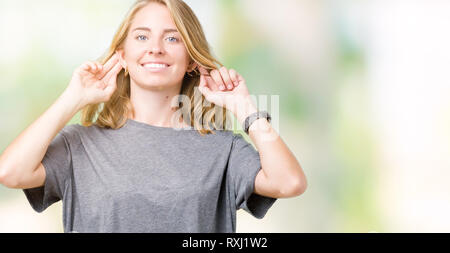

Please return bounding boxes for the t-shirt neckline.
[125,118,194,131]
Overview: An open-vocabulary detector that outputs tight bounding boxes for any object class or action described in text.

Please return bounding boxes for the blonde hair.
[80,0,231,135]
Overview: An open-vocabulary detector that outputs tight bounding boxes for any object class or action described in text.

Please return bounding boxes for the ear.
[116,49,127,69]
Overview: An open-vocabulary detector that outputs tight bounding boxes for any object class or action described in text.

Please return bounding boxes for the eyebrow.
[131,27,179,33]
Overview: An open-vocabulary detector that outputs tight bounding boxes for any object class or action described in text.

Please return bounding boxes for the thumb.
[104,79,117,97]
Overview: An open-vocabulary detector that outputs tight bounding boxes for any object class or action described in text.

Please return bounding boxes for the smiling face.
[118,2,192,89]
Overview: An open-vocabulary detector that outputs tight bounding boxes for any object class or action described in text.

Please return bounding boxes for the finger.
[95,62,104,77]
[198,66,220,91]
[99,53,119,80]
[199,72,213,91]
[80,62,91,71]
[198,66,211,76]
[198,74,207,90]
[84,61,97,73]
[198,75,213,99]
[210,69,226,91]
[229,69,239,87]
[94,62,102,70]
[219,67,234,90]
[103,62,123,85]
[104,79,117,97]
[92,61,101,73]
[237,73,245,85]
[204,73,220,92]
[103,66,121,94]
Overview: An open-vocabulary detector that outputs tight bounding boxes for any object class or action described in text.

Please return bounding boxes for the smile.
[140,63,171,72]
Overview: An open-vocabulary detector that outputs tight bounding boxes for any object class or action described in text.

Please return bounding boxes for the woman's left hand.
[197,66,255,116]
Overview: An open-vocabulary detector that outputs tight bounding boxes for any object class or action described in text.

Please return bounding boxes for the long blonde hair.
[80,0,231,135]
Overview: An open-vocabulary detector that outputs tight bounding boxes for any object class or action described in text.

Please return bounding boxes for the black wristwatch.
[243,111,272,135]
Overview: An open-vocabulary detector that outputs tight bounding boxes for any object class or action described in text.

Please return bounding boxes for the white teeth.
[142,63,168,68]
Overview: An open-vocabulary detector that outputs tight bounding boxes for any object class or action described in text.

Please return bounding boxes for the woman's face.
[118,2,192,89]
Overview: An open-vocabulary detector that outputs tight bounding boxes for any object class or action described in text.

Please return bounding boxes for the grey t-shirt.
[22,119,277,233]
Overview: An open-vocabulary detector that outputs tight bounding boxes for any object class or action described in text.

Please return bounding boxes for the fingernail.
[228,85,232,89]
[220,85,225,90]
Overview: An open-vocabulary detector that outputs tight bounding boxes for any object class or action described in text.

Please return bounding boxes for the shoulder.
[59,123,120,150]
[210,130,254,150]
[59,123,99,146]
[60,123,90,136]
[206,129,245,141]
[61,123,110,136]
[192,129,243,148]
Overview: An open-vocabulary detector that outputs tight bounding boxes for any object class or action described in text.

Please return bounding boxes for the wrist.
[61,88,85,113]
[233,97,258,126]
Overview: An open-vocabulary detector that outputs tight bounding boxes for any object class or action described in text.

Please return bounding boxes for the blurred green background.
[1,0,450,232]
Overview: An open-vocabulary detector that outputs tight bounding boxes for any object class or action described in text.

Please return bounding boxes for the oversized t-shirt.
[22,118,277,233]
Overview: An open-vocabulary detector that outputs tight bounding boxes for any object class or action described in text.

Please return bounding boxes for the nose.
[147,38,164,55]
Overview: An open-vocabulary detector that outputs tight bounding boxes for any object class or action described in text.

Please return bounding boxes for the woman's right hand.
[66,53,123,108]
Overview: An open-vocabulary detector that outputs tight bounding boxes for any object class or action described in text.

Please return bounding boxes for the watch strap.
[243,111,271,134]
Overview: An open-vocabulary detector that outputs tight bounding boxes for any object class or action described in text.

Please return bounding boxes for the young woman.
[0,0,307,233]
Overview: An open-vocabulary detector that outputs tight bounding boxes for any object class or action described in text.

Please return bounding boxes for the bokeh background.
[1,0,450,232]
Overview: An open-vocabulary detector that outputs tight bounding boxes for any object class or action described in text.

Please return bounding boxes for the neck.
[128,80,187,128]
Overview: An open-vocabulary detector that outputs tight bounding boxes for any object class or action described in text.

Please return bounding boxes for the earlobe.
[116,50,129,76]
[116,50,127,69]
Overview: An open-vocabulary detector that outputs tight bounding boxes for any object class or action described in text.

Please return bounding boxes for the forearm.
[0,88,83,184]
[234,98,307,193]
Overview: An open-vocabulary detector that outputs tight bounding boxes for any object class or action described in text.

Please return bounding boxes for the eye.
[166,36,179,43]
[136,35,148,41]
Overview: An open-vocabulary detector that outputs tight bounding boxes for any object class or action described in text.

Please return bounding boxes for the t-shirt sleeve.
[22,125,75,213]
[227,132,277,219]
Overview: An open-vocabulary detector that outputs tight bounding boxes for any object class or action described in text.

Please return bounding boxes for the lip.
[140,61,171,66]
[140,62,171,73]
